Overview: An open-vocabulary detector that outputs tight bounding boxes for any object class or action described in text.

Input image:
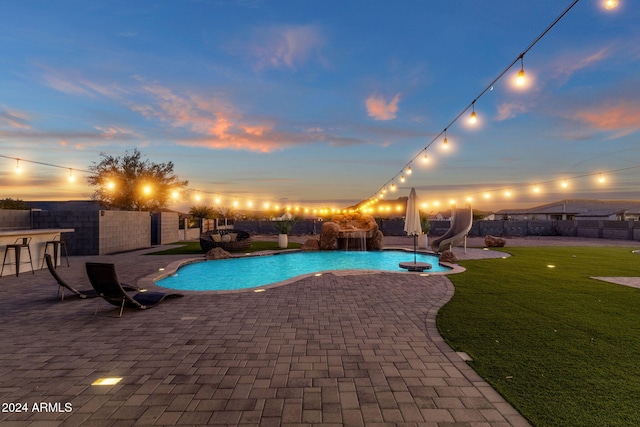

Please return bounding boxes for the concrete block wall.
[235,220,321,235]
[99,211,150,254]
[0,209,31,230]
[602,220,635,240]
[159,212,179,244]
[32,210,99,256]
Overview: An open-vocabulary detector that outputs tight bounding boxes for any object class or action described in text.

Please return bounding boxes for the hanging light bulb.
[406,166,412,175]
[422,153,429,163]
[598,173,606,184]
[68,168,76,183]
[483,192,491,199]
[561,179,569,188]
[400,175,405,183]
[443,129,449,148]
[604,0,619,10]
[390,183,397,191]
[516,55,526,86]
[505,188,512,197]
[15,158,22,174]
[469,103,477,124]
[533,184,541,193]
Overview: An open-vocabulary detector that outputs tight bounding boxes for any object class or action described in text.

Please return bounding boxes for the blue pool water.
[156,250,448,291]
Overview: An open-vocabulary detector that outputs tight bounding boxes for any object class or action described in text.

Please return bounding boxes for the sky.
[1,0,639,213]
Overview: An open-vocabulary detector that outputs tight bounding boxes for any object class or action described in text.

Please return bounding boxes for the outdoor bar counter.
[0,228,74,277]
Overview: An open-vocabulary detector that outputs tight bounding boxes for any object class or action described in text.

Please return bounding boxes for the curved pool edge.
[141,250,467,294]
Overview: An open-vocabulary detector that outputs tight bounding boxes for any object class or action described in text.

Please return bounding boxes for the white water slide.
[430,205,473,253]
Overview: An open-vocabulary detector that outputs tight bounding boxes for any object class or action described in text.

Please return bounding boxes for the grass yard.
[147,240,302,255]
[438,246,640,427]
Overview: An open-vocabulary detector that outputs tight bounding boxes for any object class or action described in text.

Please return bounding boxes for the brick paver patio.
[0,243,531,426]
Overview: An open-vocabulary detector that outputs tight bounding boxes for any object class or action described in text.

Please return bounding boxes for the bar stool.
[41,234,70,269]
[1,237,35,277]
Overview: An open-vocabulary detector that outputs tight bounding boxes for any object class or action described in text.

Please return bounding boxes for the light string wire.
[0,153,337,212]
[439,164,640,206]
[1,0,627,213]
[368,0,582,201]
[4,152,637,212]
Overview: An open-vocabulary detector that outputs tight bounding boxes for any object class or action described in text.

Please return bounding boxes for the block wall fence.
[1,209,637,256]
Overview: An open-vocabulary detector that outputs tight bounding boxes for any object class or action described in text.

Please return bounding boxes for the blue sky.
[1,0,638,212]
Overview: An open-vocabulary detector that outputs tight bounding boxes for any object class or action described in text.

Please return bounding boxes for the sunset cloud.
[0,109,31,129]
[548,47,612,84]
[495,102,531,121]
[365,94,400,121]
[243,24,327,71]
[571,100,640,137]
[41,67,127,99]
[131,83,334,152]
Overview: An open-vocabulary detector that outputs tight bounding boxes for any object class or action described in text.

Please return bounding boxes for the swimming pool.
[156,250,450,291]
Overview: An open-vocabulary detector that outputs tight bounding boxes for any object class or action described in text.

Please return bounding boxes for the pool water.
[156,250,448,291]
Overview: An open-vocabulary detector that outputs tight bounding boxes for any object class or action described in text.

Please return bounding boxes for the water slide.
[430,205,473,253]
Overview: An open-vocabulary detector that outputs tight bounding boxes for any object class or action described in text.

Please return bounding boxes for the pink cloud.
[571,100,640,137]
[495,102,530,121]
[549,47,611,84]
[365,94,401,121]
[0,109,31,129]
[243,24,327,71]
[133,83,320,152]
[40,67,127,99]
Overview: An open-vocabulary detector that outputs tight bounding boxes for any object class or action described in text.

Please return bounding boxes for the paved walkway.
[0,238,577,426]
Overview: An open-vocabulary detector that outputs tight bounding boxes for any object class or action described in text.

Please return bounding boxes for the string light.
[366,0,584,203]
[15,158,22,174]
[443,129,449,147]
[604,0,619,10]
[469,103,478,125]
[422,153,429,163]
[68,168,76,183]
[516,55,526,86]
[406,167,412,175]
[400,175,406,183]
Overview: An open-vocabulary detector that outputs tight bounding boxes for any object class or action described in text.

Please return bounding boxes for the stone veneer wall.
[98,210,151,255]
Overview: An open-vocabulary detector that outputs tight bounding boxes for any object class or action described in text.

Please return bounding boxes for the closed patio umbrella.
[403,188,422,264]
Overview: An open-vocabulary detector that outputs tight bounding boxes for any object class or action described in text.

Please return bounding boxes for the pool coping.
[140,247,466,294]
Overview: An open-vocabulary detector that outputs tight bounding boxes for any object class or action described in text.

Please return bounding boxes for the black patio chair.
[86,262,183,317]
[45,254,142,301]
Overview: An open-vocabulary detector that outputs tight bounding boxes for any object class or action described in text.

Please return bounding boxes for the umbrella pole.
[413,234,417,263]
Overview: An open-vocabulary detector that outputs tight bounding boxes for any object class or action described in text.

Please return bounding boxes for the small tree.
[0,198,28,209]
[87,149,188,211]
[189,205,216,219]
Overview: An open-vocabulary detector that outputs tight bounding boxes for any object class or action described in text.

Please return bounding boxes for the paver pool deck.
[1,236,637,426]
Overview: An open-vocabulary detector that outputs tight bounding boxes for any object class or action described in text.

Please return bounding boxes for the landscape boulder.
[319,222,340,250]
[205,247,232,260]
[439,249,458,263]
[368,230,384,250]
[301,238,320,251]
[485,235,507,247]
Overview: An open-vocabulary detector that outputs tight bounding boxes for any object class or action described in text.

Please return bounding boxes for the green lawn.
[438,246,640,427]
[147,240,302,255]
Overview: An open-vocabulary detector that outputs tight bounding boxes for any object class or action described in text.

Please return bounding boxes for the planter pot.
[278,234,288,249]
[418,234,429,249]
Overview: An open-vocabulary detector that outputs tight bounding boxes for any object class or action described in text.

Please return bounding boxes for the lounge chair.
[86,262,183,317]
[45,254,142,301]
